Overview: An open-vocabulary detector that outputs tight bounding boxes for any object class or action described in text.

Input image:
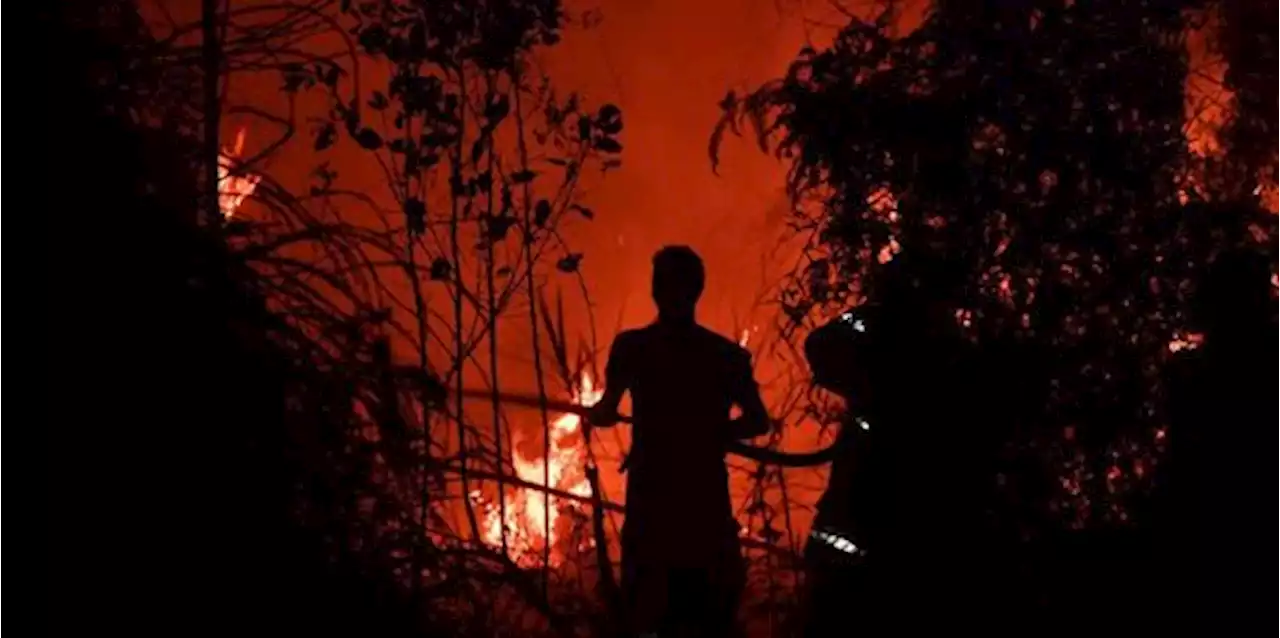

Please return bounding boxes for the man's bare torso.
[607,322,756,555]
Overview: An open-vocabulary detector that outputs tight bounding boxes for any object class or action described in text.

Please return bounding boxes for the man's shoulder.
[612,327,648,347]
[693,324,752,361]
[696,327,752,374]
[617,324,748,358]
[609,327,656,358]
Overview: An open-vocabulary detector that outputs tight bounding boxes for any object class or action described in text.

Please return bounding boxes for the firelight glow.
[217,128,260,219]
[475,372,603,567]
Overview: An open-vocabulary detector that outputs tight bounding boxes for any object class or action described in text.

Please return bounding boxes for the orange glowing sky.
[187,0,868,356]
[171,0,1238,383]
[534,0,829,337]
[535,0,924,337]
[206,0,907,335]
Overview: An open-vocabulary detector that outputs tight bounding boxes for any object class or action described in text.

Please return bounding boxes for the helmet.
[805,307,874,399]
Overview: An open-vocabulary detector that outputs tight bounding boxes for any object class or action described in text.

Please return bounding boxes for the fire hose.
[459,388,838,468]
[453,389,812,570]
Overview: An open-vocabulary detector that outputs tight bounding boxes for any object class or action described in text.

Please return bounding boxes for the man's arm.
[728,348,771,439]
[586,334,632,428]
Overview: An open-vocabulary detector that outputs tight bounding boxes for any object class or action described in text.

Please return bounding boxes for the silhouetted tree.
[285,0,629,632]
[713,0,1275,633]
[41,2,445,635]
[1217,0,1278,193]
[719,0,1274,521]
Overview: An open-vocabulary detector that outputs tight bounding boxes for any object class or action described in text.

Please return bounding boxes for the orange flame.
[217,128,261,219]
[475,373,603,567]
[1168,331,1205,353]
[1182,10,1278,214]
[869,186,902,264]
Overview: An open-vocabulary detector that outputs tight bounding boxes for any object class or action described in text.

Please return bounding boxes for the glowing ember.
[477,373,603,567]
[868,187,902,264]
[1254,177,1279,215]
[217,128,260,219]
[1168,332,1204,353]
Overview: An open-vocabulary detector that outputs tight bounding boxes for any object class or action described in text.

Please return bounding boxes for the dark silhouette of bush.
[713,0,1276,634]
[40,3,436,635]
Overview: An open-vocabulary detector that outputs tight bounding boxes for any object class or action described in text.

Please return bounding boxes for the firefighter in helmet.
[798,254,994,636]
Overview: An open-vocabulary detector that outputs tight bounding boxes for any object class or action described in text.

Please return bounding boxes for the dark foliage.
[41,2,434,635]
[1218,0,1278,186]
[712,0,1276,634]
[716,0,1275,531]
[293,0,629,632]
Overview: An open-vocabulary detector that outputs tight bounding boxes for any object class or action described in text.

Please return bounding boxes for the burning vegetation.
[472,372,602,567]
[51,0,1278,635]
[217,128,260,220]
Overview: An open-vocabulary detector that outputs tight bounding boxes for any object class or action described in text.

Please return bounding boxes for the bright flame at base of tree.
[472,373,603,568]
[218,128,260,219]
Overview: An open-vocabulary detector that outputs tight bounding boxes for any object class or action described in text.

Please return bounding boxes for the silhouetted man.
[587,246,770,637]
[1164,248,1278,637]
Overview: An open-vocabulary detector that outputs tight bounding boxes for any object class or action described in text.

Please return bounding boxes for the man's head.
[651,245,705,321]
